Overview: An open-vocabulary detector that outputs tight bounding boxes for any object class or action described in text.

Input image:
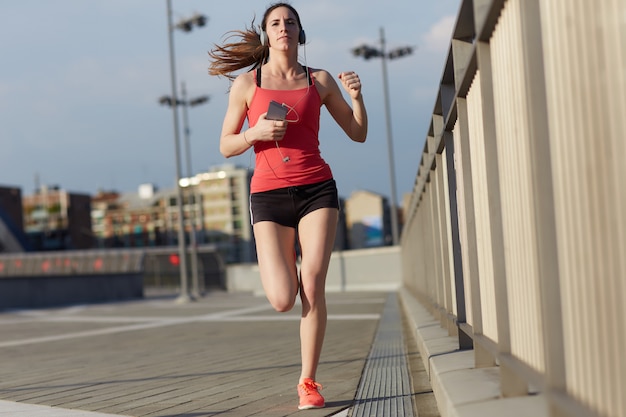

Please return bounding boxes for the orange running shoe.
[297,378,325,410]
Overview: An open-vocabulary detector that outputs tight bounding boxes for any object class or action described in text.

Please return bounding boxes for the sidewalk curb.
[399,288,548,417]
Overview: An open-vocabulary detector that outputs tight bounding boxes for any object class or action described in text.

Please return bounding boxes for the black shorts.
[250,179,339,228]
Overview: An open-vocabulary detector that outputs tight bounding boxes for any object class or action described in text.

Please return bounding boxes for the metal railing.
[0,249,144,276]
[0,246,226,292]
[400,1,625,416]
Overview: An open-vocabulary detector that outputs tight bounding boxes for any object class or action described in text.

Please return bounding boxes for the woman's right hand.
[253,113,288,142]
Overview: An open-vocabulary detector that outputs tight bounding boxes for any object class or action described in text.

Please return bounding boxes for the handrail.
[400,0,625,416]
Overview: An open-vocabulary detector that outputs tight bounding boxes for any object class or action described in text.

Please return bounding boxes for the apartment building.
[91,164,254,263]
[22,186,92,250]
[9,165,396,258]
[181,164,254,263]
[91,186,168,249]
[343,190,394,248]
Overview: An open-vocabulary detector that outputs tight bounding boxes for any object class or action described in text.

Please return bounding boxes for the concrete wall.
[225,246,401,295]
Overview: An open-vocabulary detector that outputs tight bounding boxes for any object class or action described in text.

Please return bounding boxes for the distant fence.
[141,246,226,291]
[401,1,624,417]
[0,249,144,276]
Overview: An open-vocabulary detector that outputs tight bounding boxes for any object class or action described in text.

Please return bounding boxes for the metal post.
[166,0,191,303]
[379,27,400,245]
[180,81,201,298]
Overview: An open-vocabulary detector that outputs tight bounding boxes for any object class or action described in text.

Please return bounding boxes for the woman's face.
[265,6,300,49]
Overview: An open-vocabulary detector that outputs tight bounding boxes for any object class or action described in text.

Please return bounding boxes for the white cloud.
[423,15,456,53]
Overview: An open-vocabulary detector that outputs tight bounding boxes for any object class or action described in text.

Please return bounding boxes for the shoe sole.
[298,404,325,410]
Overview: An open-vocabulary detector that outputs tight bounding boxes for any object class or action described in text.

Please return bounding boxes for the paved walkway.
[0,291,434,417]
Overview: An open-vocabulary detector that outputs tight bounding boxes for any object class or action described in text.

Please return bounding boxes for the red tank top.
[246,67,333,193]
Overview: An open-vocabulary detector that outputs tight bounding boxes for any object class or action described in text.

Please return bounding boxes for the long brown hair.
[208,2,303,80]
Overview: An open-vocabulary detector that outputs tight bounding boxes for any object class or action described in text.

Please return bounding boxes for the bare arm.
[318,70,368,143]
[219,72,288,158]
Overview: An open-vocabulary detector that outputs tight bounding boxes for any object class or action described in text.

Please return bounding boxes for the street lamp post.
[352,27,414,246]
[163,0,207,302]
[177,82,209,298]
[159,89,210,293]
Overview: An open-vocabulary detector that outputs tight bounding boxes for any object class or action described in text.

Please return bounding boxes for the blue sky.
[0,0,460,203]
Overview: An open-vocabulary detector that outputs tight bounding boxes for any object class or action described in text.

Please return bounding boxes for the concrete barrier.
[0,250,145,310]
[225,246,402,294]
[0,273,143,310]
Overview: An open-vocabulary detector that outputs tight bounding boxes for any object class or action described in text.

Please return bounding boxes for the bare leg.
[296,208,338,383]
[253,221,299,312]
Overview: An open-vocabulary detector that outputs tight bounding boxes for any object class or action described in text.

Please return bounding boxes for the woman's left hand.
[338,71,362,100]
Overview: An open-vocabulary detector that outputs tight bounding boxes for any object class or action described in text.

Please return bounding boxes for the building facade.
[22,186,92,250]
[0,186,28,252]
[91,164,255,263]
[181,164,254,263]
[343,190,393,249]
[9,165,397,258]
[91,186,168,249]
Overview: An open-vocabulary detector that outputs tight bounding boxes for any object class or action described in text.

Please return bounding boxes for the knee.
[268,293,297,312]
[299,280,325,309]
[272,300,295,313]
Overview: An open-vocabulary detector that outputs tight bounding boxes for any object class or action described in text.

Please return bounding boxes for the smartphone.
[266,100,288,121]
